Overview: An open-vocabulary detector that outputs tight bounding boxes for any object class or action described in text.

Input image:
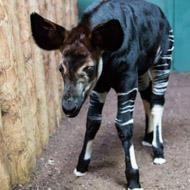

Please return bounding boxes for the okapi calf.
[30,0,174,189]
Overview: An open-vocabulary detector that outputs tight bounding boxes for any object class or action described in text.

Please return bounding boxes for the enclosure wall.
[0,0,78,189]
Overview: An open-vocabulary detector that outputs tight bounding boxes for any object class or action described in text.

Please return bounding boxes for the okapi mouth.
[63,107,80,118]
[62,96,85,118]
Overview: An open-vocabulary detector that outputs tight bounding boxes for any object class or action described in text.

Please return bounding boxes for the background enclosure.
[78,0,190,71]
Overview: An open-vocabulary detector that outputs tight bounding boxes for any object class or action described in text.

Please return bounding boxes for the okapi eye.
[86,66,95,77]
[59,65,64,73]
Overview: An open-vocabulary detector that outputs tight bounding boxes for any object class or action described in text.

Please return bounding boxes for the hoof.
[142,140,152,147]
[128,188,143,190]
[74,168,87,177]
[153,158,166,165]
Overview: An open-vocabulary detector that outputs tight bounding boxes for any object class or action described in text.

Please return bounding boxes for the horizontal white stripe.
[161,56,172,60]
[117,88,138,96]
[168,39,174,42]
[153,85,168,95]
[154,69,170,77]
[167,46,174,52]
[121,105,134,110]
[88,114,102,121]
[115,119,133,126]
[154,63,170,68]
[120,108,134,114]
[121,100,135,105]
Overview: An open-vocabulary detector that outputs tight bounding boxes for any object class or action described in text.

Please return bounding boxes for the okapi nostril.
[63,95,73,102]
[67,98,72,102]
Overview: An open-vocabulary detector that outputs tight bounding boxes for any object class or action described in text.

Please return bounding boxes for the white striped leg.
[116,89,142,189]
[151,32,173,97]
[149,43,172,164]
[150,70,167,164]
[115,117,141,189]
[146,31,173,164]
[75,91,108,176]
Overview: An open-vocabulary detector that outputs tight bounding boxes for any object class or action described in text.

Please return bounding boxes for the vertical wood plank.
[47,0,62,133]
[65,0,71,29]
[27,0,50,147]
[16,0,42,157]
[54,0,65,108]
[7,0,37,173]
[0,0,78,188]
[0,0,32,184]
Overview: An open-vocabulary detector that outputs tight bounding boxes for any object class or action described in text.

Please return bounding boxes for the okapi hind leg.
[150,32,174,164]
[150,102,165,165]
[139,71,167,165]
[74,90,109,176]
[139,72,153,147]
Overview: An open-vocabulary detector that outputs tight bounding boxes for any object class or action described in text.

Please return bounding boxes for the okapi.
[30,0,174,189]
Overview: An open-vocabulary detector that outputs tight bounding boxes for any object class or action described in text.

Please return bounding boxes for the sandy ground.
[13,72,190,190]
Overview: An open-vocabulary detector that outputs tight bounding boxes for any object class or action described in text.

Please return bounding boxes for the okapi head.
[30,13,124,117]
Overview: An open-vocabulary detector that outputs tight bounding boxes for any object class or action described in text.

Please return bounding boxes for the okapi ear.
[91,19,124,52]
[30,12,67,51]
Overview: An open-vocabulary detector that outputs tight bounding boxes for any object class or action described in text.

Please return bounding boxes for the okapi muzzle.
[60,60,101,117]
[61,81,84,117]
[30,12,123,117]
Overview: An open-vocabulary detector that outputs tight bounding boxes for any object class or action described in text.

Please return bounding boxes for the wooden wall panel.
[16,0,42,157]
[0,0,78,189]
[55,0,65,109]
[1,0,32,185]
[27,0,50,148]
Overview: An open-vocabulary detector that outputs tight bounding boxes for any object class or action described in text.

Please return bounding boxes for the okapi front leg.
[74,90,108,176]
[116,89,143,190]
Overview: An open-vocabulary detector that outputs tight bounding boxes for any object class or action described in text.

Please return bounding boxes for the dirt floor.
[13,72,190,190]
